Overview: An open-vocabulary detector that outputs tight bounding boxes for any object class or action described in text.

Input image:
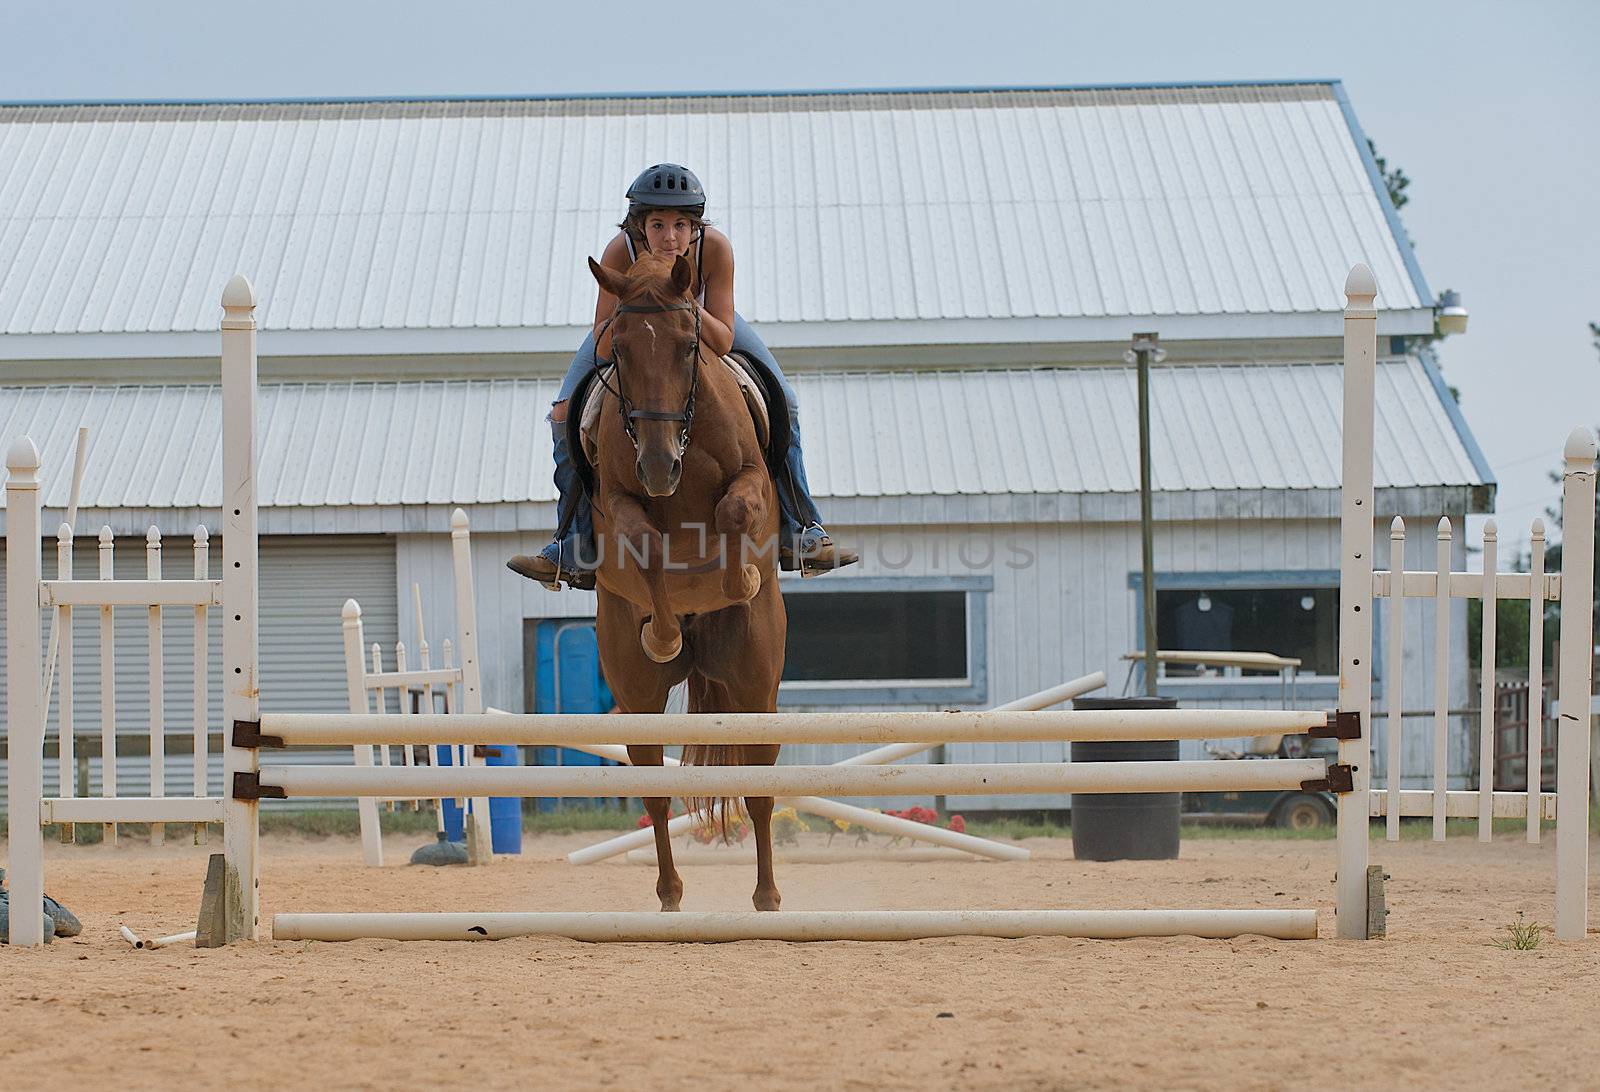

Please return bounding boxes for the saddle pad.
[579,355,769,466]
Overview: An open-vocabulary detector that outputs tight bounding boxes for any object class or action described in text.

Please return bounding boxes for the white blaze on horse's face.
[615,314,694,498]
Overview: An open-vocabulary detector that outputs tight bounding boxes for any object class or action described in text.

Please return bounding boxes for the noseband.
[596,298,704,453]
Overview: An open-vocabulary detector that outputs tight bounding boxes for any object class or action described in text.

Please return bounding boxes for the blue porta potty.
[439,744,523,855]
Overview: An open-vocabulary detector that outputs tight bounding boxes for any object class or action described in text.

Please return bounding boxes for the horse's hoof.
[660,899,682,913]
[753,892,781,912]
[737,563,761,601]
[640,624,682,663]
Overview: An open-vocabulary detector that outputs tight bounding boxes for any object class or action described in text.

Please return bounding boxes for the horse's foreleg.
[608,496,682,663]
[628,744,683,912]
[744,744,782,912]
[715,464,771,603]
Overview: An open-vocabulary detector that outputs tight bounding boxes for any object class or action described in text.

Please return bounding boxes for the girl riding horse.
[508,163,856,589]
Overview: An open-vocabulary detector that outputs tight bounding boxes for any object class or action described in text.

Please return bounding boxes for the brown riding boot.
[507,549,596,591]
[780,524,860,576]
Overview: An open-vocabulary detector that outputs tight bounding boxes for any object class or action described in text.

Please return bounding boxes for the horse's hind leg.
[743,745,781,912]
[628,744,683,912]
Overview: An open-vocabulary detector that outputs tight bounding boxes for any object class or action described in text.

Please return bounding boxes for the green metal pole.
[1129,333,1162,698]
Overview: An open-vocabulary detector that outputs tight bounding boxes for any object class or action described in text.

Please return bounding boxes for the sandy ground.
[3,828,1598,1091]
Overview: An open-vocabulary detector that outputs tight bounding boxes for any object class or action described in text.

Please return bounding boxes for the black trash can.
[1069,696,1180,861]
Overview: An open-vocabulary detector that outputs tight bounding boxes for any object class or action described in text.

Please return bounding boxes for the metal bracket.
[231,772,286,801]
[1308,710,1361,741]
[230,719,284,749]
[1301,763,1355,794]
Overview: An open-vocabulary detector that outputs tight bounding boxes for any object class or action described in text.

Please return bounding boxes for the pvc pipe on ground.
[120,927,197,949]
[259,759,1326,800]
[272,908,1318,943]
[261,706,1327,747]
[547,733,1028,864]
[561,755,1026,865]
[556,672,1112,866]
[625,846,981,865]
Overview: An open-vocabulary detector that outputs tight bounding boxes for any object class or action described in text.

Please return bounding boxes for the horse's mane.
[616,251,691,309]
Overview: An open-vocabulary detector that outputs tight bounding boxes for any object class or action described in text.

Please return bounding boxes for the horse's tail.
[681,744,747,843]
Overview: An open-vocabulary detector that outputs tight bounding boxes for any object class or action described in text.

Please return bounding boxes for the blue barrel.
[439,744,523,855]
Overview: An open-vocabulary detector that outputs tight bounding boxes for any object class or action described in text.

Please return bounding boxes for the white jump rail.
[254,758,1328,799]
[6,265,1594,947]
[260,708,1332,747]
[272,908,1319,943]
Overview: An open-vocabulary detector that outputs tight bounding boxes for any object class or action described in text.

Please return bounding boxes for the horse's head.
[588,252,702,497]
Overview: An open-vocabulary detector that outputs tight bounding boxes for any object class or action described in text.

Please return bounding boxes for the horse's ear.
[670,254,694,297]
[589,256,629,300]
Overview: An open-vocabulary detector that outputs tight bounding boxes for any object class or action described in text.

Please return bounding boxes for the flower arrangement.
[882,807,967,844]
[829,813,876,846]
[771,806,810,846]
[636,809,681,829]
[689,811,750,845]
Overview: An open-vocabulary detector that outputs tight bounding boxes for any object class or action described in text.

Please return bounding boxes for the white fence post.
[1433,518,1451,840]
[1526,518,1545,843]
[1555,427,1596,941]
[98,525,117,845]
[56,522,75,843]
[147,526,165,846]
[1478,520,1497,841]
[1385,517,1405,841]
[451,508,495,863]
[193,525,209,843]
[1336,264,1376,939]
[342,599,385,867]
[221,273,262,940]
[6,438,46,946]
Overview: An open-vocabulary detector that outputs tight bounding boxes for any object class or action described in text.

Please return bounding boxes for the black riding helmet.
[626,163,706,219]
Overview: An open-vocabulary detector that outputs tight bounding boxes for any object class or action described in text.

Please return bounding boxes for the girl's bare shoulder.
[600,231,632,269]
[701,226,734,267]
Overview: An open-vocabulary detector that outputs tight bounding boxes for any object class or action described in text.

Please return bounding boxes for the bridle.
[594,296,704,455]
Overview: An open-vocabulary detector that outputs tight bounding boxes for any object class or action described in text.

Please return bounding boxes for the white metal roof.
[0,359,1485,520]
[0,83,1431,358]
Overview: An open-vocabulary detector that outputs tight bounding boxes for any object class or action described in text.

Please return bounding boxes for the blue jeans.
[552,312,824,540]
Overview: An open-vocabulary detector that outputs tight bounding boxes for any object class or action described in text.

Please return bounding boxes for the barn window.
[776,576,990,705]
[1153,587,1339,677]
[1127,571,1342,692]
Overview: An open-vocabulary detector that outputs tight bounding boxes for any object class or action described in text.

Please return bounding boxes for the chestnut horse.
[583,250,787,913]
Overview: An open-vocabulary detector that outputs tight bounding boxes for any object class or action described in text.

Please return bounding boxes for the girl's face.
[641,210,696,256]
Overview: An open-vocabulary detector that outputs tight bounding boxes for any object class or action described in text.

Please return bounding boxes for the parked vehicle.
[1122,649,1336,829]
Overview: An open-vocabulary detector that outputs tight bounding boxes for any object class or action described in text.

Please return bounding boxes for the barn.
[0,81,1490,811]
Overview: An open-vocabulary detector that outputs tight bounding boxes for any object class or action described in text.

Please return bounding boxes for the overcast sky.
[4,0,1596,556]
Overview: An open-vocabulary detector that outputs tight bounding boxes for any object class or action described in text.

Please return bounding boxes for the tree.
[1368,138,1411,211]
